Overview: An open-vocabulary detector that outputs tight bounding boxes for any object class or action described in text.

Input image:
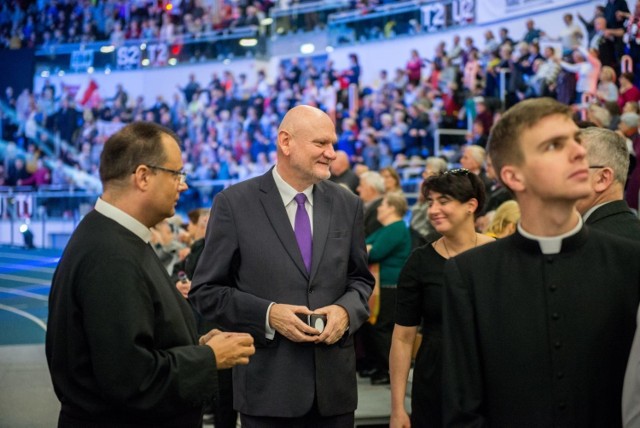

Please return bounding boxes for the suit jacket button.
[308,288,313,294]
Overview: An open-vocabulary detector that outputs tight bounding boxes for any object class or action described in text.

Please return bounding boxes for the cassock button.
[554,341,562,349]
[549,284,558,292]
[558,401,567,410]
[556,371,564,379]
[546,257,554,264]
[552,312,560,320]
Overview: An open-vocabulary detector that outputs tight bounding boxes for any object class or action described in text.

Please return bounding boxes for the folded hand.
[312,305,350,345]
[269,303,318,343]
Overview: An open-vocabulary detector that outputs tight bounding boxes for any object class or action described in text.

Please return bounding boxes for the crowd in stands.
[0,0,275,50]
[0,0,410,50]
[1,1,640,215]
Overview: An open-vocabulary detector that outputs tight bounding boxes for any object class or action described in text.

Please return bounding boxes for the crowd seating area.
[1,0,640,213]
[0,0,394,49]
[0,0,278,49]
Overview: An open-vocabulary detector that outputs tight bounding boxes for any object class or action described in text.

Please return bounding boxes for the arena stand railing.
[35,26,265,75]
[268,0,351,36]
[328,0,475,46]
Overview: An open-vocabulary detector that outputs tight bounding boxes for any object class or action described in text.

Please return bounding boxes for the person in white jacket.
[556,46,601,103]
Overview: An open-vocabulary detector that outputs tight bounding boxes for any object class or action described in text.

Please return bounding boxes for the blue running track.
[0,246,60,346]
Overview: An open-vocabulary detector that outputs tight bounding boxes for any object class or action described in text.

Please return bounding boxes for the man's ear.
[500,165,525,193]
[593,167,614,193]
[278,130,291,156]
[132,165,152,191]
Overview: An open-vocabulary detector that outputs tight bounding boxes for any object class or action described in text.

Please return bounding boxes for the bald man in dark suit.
[190,105,374,427]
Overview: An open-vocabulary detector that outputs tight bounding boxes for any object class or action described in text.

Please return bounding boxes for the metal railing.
[0,179,237,248]
[0,173,430,248]
[327,0,475,46]
[269,0,351,36]
[35,26,265,74]
[433,128,468,159]
[0,187,95,248]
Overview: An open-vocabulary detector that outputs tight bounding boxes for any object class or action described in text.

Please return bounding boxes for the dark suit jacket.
[46,210,217,427]
[364,197,383,237]
[480,185,512,216]
[443,227,640,427]
[190,169,374,418]
[585,200,640,241]
[329,169,359,193]
[171,238,206,282]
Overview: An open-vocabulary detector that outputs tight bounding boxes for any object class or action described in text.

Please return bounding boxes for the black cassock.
[443,226,640,427]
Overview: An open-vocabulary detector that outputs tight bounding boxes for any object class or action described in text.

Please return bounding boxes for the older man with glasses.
[575,127,640,240]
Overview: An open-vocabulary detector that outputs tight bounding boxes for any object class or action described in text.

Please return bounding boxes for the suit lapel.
[310,182,332,282]
[259,170,309,278]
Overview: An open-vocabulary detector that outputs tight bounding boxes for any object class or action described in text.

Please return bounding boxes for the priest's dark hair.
[100,121,180,184]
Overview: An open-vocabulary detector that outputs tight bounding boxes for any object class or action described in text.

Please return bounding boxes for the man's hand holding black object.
[313,304,349,345]
[269,303,320,342]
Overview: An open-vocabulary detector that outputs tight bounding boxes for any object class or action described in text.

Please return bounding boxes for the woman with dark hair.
[389,169,494,428]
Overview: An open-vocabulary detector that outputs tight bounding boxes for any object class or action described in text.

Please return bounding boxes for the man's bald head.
[331,151,350,176]
[278,105,334,138]
[276,105,337,191]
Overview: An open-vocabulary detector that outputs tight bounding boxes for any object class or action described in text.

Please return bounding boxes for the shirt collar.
[517,213,583,254]
[272,166,314,207]
[94,197,152,243]
[582,202,610,222]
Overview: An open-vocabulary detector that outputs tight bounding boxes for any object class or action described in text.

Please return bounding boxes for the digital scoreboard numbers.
[421,0,475,32]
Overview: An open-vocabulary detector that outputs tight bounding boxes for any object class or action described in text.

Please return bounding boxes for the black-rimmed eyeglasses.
[143,164,187,184]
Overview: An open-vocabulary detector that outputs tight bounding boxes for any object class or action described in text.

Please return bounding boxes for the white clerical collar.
[272,166,314,207]
[517,214,583,255]
[94,197,152,243]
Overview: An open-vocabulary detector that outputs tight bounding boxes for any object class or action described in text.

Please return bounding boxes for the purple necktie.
[294,193,312,273]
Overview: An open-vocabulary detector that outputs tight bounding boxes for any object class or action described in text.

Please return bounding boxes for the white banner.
[476,0,583,24]
[96,120,126,138]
